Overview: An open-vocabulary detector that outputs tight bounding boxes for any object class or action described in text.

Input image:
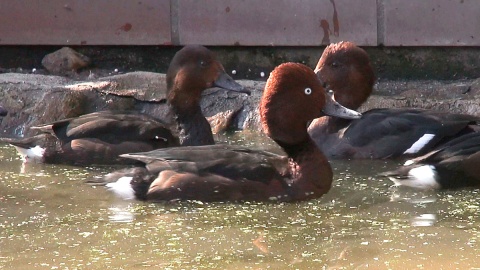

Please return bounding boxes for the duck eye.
[199,60,208,68]
[331,61,339,67]
[304,88,312,95]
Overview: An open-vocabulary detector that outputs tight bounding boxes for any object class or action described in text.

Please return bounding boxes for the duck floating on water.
[1,45,249,165]
[104,62,361,202]
[308,41,480,159]
[381,131,480,190]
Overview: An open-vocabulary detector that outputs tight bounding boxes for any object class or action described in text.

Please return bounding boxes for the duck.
[1,45,249,165]
[103,62,362,202]
[380,131,480,190]
[308,41,480,159]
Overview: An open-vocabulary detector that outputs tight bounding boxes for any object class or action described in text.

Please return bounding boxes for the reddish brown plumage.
[260,63,325,145]
[309,41,480,159]
[2,45,247,165]
[315,41,374,110]
[106,62,354,202]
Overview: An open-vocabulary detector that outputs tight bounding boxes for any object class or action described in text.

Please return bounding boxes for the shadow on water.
[0,133,479,269]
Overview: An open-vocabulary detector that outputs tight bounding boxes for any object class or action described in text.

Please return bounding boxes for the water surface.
[0,134,479,269]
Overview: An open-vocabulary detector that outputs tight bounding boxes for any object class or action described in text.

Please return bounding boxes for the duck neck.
[325,116,352,133]
[309,116,351,136]
[276,138,333,201]
[170,104,215,146]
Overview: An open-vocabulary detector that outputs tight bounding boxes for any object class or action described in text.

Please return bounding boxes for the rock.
[0,72,261,137]
[66,71,169,102]
[202,79,265,131]
[0,71,480,139]
[0,105,7,117]
[207,110,237,134]
[41,47,90,75]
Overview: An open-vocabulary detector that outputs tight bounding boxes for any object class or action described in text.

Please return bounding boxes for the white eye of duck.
[304,87,312,95]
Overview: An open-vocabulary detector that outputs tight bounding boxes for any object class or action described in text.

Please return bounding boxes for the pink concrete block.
[0,0,171,45]
[177,0,377,46]
[384,0,480,46]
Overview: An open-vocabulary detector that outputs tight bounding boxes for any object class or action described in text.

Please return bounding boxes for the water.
[0,133,479,270]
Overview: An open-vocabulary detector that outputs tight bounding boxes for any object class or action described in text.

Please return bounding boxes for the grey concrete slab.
[384,0,480,46]
[177,0,377,46]
[0,0,171,45]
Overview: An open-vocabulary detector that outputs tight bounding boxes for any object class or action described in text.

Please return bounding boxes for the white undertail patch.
[13,145,45,163]
[403,159,415,166]
[403,134,435,154]
[390,165,440,190]
[106,176,135,200]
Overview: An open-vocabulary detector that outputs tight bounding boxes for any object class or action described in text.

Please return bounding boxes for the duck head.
[166,45,249,112]
[315,41,375,110]
[260,62,361,145]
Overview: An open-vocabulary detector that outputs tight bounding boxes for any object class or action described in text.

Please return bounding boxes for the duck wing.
[32,111,179,145]
[120,144,288,185]
[408,131,480,167]
[343,108,479,158]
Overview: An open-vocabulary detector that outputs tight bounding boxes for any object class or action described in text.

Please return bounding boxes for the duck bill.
[213,72,251,95]
[322,94,362,119]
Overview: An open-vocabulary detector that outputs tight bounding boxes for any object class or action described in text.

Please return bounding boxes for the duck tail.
[87,167,154,201]
[0,133,56,148]
[0,134,57,162]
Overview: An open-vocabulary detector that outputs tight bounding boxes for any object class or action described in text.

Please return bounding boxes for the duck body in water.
[103,62,361,203]
[308,41,480,159]
[1,45,249,165]
[381,131,480,190]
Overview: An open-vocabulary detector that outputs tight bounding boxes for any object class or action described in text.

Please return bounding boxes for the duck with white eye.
[103,62,362,203]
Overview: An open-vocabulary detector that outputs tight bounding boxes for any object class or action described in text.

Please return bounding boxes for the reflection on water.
[0,134,479,269]
[410,214,437,227]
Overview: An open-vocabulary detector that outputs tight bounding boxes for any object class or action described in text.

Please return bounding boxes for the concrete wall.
[0,0,479,46]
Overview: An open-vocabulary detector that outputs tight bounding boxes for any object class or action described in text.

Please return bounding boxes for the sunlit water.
[0,133,479,269]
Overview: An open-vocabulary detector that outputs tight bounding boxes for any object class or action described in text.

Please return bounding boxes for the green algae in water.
[0,140,479,269]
